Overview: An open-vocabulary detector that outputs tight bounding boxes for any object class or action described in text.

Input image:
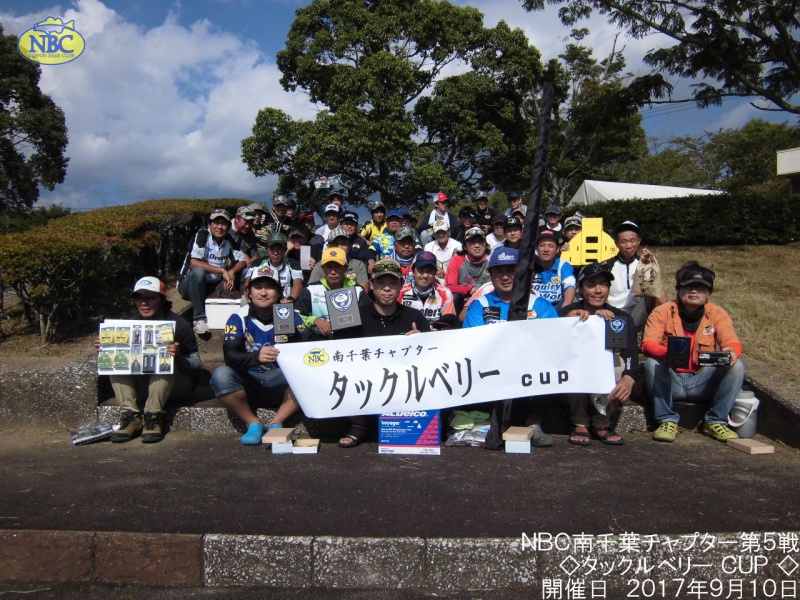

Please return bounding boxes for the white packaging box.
[504,440,532,454]
[205,298,242,329]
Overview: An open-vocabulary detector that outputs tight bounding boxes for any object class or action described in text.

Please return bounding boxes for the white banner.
[276,317,616,419]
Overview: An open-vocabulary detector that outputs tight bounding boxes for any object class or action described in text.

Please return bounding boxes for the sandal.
[593,428,625,446]
[568,428,592,447]
[338,423,368,449]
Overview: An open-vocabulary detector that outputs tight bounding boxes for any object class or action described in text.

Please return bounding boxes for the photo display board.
[97,319,176,375]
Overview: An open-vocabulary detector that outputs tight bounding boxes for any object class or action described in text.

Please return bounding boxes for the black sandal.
[338,424,368,448]
[593,428,625,446]
[568,428,592,447]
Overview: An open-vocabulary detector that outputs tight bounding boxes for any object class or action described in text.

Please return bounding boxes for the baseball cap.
[613,220,640,236]
[247,202,267,213]
[492,215,506,226]
[488,247,519,270]
[563,215,582,230]
[329,190,344,200]
[434,192,449,204]
[413,251,437,270]
[209,208,231,222]
[677,271,713,289]
[432,220,449,233]
[371,258,404,280]
[578,262,615,285]
[536,229,562,246]
[506,190,523,201]
[394,226,417,242]
[401,209,414,219]
[386,209,403,220]
[236,206,257,220]
[268,233,288,247]
[459,206,477,219]
[474,191,489,201]
[370,201,387,212]
[341,210,359,223]
[273,195,290,207]
[248,263,282,288]
[504,216,523,230]
[321,247,347,266]
[544,203,561,216]
[464,226,486,240]
[324,203,340,215]
[131,276,166,297]
[327,226,350,242]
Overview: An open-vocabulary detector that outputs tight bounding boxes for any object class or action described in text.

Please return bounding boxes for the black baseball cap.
[459,206,477,219]
[613,220,640,237]
[578,263,615,285]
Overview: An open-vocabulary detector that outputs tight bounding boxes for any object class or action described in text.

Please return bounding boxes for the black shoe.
[110,411,143,443]
[141,412,165,443]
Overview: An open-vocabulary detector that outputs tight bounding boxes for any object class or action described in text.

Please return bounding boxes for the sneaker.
[193,319,211,335]
[653,421,678,442]
[110,411,143,443]
[703,422,738,442]
[142,412,164,443]
[528,423,554,447]
[241,422,265,445]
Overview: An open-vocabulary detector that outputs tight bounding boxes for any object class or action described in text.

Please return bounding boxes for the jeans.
[644,357,745,425]
[211,365,288,408]
[177,267,221,320]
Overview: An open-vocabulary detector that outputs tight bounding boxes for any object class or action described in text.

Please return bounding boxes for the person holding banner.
[210,264,308,445]
[296,247,370,340]
[558,263,639,446]
[339,258,431,448]
[98,277,202,444]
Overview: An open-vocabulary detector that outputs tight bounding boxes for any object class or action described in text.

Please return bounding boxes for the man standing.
[230,206,260,267]
[643,262,744,443]
[178,209,247,334]
[418,192,457,244]
[316,203,343,241]
[531,229,576,310]
[247,233,304,303]
[445,226,491,312]
[368,209,405,262]
[423,220,462,283]
[340,210,373,271]
[452,206,478,244]
[504,190,527,217]
[269,195,295,237]
[474,191,497,223]
[210,264,308,445]
[360,201,387,243]
[599,221,666,332]
[308,227,370,292]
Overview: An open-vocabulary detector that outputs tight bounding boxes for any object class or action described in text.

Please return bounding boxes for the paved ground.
[2,427,798,537]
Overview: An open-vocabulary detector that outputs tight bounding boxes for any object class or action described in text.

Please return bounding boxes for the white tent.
[569,180,725,206]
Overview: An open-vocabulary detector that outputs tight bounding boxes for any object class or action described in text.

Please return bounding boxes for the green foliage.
[0,203,71,234]
[242,0,543,210]
[578,193,800,246]
[0,198,246,341]
[612,119,800,193]
[522,0,800,115]
[0,25,69,211]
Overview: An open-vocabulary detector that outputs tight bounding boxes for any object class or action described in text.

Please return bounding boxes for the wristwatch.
[285,295,295,302]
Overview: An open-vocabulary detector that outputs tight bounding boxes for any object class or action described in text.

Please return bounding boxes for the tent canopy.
[569,180,724,206]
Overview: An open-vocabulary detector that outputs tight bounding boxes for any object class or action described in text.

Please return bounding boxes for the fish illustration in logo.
[33,17,75,34]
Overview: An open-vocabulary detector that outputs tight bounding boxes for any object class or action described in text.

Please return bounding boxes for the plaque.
[325,287,362,331]
[273,302,296,337]
[605,315,628,349]
[667,335,692,370]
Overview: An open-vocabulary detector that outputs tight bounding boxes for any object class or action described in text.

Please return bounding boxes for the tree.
[522,0,800,116]
[242,0,542,210]
[0,25,69,211]
[611,119,800,193]
[530,31,649,204]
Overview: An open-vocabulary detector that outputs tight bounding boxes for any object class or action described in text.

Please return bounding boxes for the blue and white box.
[379,410,441,455]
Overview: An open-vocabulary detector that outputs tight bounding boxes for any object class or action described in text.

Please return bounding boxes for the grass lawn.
[652,243,800,388]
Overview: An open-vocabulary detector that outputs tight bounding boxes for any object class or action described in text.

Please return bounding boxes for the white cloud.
[1,0,314,209]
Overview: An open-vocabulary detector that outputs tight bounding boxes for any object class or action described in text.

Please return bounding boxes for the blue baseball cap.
[413,251,437,270]
[386,209,403,219]
[488,247,519,270]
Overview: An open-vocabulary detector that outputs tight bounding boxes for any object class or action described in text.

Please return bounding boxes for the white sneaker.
[193,319,210,335]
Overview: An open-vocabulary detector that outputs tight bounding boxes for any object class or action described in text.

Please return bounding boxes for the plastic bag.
[70,420,112,445]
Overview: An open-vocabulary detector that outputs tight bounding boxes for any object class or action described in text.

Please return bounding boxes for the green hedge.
[575,192,800,245]
[0,198,247,341]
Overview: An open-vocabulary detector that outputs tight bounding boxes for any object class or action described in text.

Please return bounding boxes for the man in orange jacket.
[642,261,744,443]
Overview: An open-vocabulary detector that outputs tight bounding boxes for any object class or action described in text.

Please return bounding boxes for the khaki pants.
[563,354,626,429]
[110,372,194,413]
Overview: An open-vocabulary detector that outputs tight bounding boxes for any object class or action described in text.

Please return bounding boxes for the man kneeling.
[211,263,308,445]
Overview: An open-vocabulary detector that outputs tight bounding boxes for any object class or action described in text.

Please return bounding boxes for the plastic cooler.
[205,298,241,330]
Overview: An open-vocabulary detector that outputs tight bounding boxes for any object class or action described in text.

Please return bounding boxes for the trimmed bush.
[574,192,800,245]
[0,198,247,342]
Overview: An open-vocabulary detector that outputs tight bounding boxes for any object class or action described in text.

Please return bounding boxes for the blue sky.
[1,0,794,210]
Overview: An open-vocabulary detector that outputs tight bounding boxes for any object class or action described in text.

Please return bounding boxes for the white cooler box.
[205,298,242,330]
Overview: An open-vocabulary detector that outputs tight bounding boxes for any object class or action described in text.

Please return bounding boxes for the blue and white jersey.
[463,292,557,328]
[223,305,306,373]
[531,259,576,309]
[189,230,246,283]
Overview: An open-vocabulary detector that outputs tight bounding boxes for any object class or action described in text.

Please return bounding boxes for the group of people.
[101,188,746,449]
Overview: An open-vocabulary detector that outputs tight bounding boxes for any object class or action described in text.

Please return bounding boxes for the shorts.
[211,365,288,408]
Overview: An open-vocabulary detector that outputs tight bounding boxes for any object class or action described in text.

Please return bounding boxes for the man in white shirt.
[424,220,462,283]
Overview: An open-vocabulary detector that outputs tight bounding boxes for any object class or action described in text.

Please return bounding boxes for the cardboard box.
[727,438,774,454]
[505,440,532,454]
[205,298,242,330]
[503,426,534,442]
[262,428,293,445]
[379,410,440,455]
[293,439,320,454]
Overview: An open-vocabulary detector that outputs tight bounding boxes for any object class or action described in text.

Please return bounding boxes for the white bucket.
[728,390,759,438]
